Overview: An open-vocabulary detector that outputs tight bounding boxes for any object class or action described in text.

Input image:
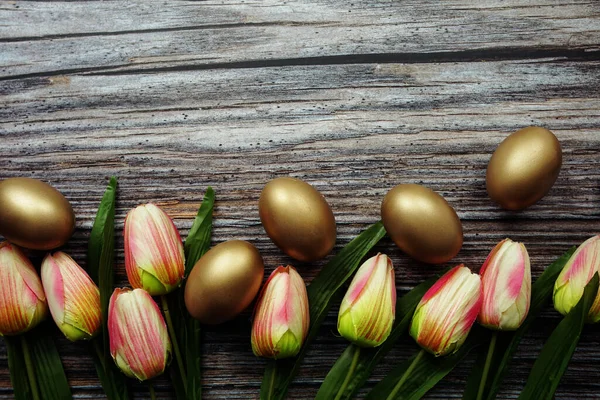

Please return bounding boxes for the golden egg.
[259,177,336,262]
[486,126,562,210]
[184,240,264,325]
[0,177,75,250]
[381,184,463,264]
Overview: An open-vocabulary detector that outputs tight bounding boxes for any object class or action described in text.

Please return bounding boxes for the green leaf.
[366,328,485,400]
[86,177,130,400]
[26,326,72,400]
[462,246,577,400]
[169,187,215,400]
[90,340,129,400]
[184,187,215,275]
[518,273,599,400]
[315,272,444,400]
[4,336,32,400]
[260,221,387,400]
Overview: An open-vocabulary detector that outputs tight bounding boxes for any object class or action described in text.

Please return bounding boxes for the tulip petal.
[108,288,171,380]
[478,239,531,330]
[337,254,396,347]
[0,243,47,336]
[410,265,482,356]
[251,266,309,359]
[553,235,600,320]
[124,204,185,295]
[41,252,101,341]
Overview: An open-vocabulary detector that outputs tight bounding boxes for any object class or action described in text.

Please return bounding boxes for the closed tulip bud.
[337,253,396,347]
[478,239,531,330]
[553,235,600,322]
[410,265,482,356]
[251,265,309,359]
[0,242,48,336]
[124,203,185,295]
[108,288,171,380]
[41,252,101,341]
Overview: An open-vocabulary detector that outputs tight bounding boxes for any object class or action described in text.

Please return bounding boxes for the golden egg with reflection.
[0,177,75,250]
[486,126,562,210]
[381,184,463,264]
[259,177,336,262]
[184,240,264,325]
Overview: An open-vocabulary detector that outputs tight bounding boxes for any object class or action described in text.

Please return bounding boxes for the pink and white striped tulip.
[478,239,531,330]
[337,253,396,347]
[251,265,309,359]
[124,203,185,295]
[41,252,101,341]
[0,242,48,336]
[553,235,600,322]
[108,288,171,380]
[410,265,482,356]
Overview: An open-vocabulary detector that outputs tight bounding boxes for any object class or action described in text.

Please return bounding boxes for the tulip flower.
[553,235,600,322]
[478,239,531,330]
[337,253,396,347]
[41,252,101,341]
[410,265,482,356]
[251,265,309,359]
[108,288,171,380]
[124,203,185,295]
[0,242,48,336]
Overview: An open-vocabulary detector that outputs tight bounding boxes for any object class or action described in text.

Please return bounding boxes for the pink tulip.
[251,266,309,359]
[553,235,600,322]
[337,253,396,347]
[478,239,531,330]
[41,252,101,341]
[124,203,185,295]
[0,242,47,336]
[108,288,171,380]
[410,265,482,356]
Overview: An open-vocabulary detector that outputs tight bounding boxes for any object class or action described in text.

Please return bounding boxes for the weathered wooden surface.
[1,0,600,399]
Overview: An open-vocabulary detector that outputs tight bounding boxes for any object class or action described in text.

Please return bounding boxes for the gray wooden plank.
[1,0,599,78]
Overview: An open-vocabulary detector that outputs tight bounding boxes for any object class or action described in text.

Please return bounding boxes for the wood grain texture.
[1,0,600,399]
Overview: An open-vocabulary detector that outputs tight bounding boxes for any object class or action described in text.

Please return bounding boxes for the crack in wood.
[1,46,599,82]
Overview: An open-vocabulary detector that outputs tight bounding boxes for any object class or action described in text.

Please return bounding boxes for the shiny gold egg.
[259,177,336,262]
[381,184,463,264]
[184,240,264,325]
[0,177,75,250]
[486,126,562,210]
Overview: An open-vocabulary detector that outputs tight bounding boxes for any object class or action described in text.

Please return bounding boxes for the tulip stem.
[476,331,498,400]
[160,295,187,392]
[21,336,41,400]
[334,345,361,400]
[148,382,157,400]
[386,349,425,400]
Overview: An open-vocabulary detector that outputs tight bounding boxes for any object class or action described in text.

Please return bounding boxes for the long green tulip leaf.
[462,247,577,400]
[169,187,215,400]
[366,328,484,400]
[518,273,598,400]
[26,326,72,400]
[260,222,387,400]
[4,336,32,400]
[87,177,130,400]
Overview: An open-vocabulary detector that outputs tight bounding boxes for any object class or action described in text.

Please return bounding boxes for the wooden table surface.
[1,1,600,399]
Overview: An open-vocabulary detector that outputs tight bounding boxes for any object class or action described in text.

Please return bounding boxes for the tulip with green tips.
[41,252,101,341]
[251,265,310,359]
[108,288,171,381]
[337,253,396,348]
[0,242,48,336]
[124,203,185,296]
[553,235,600,322]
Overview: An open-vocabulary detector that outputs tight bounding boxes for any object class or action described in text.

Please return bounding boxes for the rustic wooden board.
[1,0,600,399]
